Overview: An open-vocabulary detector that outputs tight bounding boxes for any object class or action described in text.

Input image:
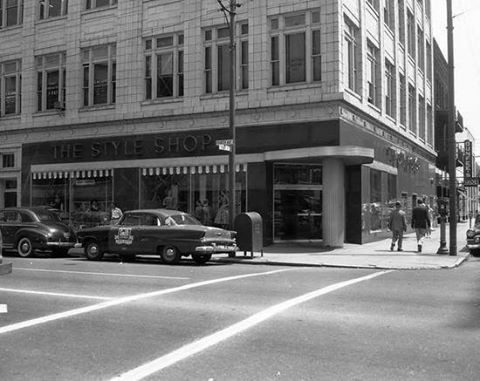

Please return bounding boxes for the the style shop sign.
[48,131,229,163]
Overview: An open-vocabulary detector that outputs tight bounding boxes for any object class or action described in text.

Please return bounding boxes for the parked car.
[0,229,12,274]
[0,207,77,258]
[76,209,237,264]
[466,223,480,257]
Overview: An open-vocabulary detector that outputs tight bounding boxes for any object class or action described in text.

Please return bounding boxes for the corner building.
[0,0,436,246]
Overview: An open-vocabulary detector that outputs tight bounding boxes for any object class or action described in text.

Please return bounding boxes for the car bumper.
[195,245,237,253]
[46,242,77,248]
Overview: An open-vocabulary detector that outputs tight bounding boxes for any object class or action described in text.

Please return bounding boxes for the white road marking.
[0,304,7,313]
[0,269,291,335]
[0,287,113,301]
[15,267,189,280]
[111,270,394,381]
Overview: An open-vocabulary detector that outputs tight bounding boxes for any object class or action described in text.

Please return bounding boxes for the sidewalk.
[214,222,472,270]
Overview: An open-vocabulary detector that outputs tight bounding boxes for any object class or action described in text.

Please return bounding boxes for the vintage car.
[0,229,12,274]
[0,207,77,258]
[466,221,480,257]
[76,209,237,264]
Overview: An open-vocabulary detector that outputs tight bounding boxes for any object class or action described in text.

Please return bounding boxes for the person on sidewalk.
[411,199,431,253]
[388,201,407,251]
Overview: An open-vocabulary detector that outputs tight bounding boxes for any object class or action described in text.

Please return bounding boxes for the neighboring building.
[433,38,466,221]
[0,0,436,246]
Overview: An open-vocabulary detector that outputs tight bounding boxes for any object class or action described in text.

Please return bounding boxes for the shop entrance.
[273,164,322,241]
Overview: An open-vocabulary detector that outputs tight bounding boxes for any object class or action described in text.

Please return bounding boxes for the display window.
[140,167,247,228]
[31,172,112,229]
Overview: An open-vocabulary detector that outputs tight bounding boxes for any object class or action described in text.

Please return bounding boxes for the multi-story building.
[0,0,436,246]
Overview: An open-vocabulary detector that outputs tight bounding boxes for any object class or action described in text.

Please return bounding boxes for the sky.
[431,1,480,151]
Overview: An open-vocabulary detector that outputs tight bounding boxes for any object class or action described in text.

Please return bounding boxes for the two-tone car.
[466,220,480,257]
[0,207,77,258]
[76,209,237,265]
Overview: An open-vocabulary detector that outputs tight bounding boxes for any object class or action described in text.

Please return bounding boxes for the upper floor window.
[270,9,321,87]
[398,0,405,45]
[367,42,380,106]
[399,74,406,127]
[0,60,21,116]
[418,95,425,140]
[384,0,395,31]
[36,52,66,111]
[344,17,360,94]
[417,26,424,71]
[2,153,14,168]
[384,60,395,118]
[408,84,416,133]
[82,44,116,107]
[39,0,68,19]
[426,41,432,81]
[145,33,184,100]
[0,0,23,28]
[204,22,249,93]
[85,0,116,10]
[366,0,379,13]
[407,11,415,59]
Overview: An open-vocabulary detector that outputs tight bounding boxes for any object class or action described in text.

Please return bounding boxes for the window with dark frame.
[270,9,321,87]
[1,60,21,116]
[144,33,184,100]
[85,0,116,10]
[39,0,68,20]
[0,0,23,28]
[82,44,116,107]
[36,52,66,111]
[2,153,14,168]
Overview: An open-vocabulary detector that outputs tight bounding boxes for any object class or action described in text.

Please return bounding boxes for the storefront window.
[31,174,112,229]
[140,167,246,228]
[273,164,322,241]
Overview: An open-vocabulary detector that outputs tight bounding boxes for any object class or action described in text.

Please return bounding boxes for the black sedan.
[0,207,77,258]
[76,209,237,264]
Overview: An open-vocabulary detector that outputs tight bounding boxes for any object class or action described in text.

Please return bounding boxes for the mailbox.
[234,212,263,257]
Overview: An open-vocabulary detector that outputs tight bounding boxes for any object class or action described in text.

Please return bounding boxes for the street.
[1,254,479,380]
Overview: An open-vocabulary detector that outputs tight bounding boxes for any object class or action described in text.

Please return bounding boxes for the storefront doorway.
[273,164,322,241]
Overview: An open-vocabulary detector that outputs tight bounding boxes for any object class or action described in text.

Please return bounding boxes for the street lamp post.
[447,0,457,256]
[218,0,238,229]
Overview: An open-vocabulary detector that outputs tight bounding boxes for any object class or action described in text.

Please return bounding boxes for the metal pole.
[227,0,236,230]
[437,169,448,254]
[447,0,457,256]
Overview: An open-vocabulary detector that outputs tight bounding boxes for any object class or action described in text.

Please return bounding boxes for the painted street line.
[0,287,113,301]
[0,269,291,335]
[0,304,7,313]
[15,267,189,280]
[111,270,394,381]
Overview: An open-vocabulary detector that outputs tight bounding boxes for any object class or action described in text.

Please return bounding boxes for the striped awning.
[142,163,247,176]
[32,169,113,180]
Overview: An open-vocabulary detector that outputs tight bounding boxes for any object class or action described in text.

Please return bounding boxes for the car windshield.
[36,211,62,222]
[166,213,202,226]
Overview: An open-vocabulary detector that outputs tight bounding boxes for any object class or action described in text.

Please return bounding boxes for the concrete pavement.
[215,221,473,270]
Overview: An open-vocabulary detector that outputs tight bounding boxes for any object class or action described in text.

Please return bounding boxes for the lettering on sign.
[385,147,421,174]
[114,227,134,245]
[464,140,472,179]
[464,177,479,187]
[52,134,214,161]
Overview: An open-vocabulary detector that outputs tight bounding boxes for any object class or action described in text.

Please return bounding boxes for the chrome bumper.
[195,245,237,253]
[46,242,76,248]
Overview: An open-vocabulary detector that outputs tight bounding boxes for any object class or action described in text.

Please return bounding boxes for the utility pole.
[447,0,457,255]
[217,0,239,229]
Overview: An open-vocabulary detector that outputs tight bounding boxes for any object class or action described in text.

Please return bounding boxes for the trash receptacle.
[234,212,263,257]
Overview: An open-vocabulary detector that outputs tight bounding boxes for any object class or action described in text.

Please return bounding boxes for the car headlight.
[466,230,476,238]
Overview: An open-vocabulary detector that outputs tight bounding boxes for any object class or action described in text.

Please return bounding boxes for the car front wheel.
[161,246,180,265]
[192,253,212,265]
[85,241,104,261]
[17,237,33,258]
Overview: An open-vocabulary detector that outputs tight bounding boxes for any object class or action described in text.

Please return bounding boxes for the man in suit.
[388,201,407,251]
[411,199,431,253]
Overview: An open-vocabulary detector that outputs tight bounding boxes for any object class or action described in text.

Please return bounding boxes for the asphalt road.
[1,253,479,381]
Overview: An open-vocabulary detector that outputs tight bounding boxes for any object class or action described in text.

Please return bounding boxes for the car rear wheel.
[17,237,33,258]
[161,246,181,265]
[85,241,104,261]
[192,254,212,265]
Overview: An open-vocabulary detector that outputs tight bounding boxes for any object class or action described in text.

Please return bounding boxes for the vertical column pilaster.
[323,158,345,247]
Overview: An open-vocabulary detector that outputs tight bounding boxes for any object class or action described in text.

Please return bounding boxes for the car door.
[0,211,21,251]
[108,213,139,255]
[134,213,162,254]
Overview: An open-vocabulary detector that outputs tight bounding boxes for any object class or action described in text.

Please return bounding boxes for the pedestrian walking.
[388,201,407,251]
[411,199,431,253]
